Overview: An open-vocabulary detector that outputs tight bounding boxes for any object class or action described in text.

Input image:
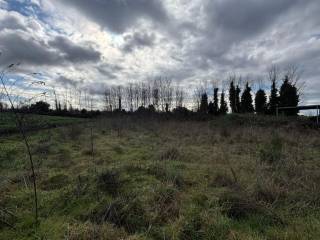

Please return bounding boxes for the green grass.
[0,112,85,134]
[0,115,319,239]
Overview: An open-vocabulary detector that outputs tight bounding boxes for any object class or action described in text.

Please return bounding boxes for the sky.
[0,0,319,109]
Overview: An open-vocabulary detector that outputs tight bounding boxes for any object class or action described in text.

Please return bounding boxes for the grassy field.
[0,112,85,134]
[0,115,319,239]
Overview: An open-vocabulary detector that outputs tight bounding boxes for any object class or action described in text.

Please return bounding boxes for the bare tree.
[268,65,280,86]
[175,85,184,108]
[152,78,160,111]
[0,63,39,225]
[285,64,305,97]
[133,83,140,110]
[116,85,123,110]
[125,82,134,112]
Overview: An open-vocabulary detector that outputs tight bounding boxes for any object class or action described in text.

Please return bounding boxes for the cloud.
[55,75,78,88]
[122,32,156,53]
[0,32,101,67]
[48,36,101,63]
[96,63,123,80]
[0,11,27,31]
[56,0,169,33]
[1,0,320,106]
[0,31,60,66]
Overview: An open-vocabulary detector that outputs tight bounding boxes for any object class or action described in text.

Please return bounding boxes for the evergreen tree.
[240,82,254,113]
[229,81,236,113]
[268,79,279,115]
[199,93,208,113]
[219,91,228,114]
[255,89,267,114]
[208,101,214,114]
[235,85,241,113]
[213,88,219,115]
[279,75,299,115]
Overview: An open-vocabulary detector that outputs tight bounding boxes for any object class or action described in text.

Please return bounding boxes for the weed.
[40,173,69,191]
[260,133,283,164]
[159,147,180,161]
[179,209,204,240]
[88,196,148,233]
[97,170,122,196]
[66,222,127,240]
[211,172,236,188]
[151,184,180,224]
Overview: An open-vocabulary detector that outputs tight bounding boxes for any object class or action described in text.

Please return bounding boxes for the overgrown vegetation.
[0,115,319,239]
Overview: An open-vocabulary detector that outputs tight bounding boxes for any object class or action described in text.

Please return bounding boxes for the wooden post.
[317,106,319,125]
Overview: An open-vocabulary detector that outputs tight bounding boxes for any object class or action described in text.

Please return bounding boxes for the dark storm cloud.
[122,32,155,53]
[0,32,101,67]
[48,36,101,63]
[0,32,60,66]
[197,0,304,59]
[207,0,301,37]
[57,0,169,33]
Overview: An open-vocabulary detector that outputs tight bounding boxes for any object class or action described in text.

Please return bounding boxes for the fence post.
[317,106,319,125]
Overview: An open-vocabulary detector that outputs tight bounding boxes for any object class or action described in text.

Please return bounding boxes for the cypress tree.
[208,101,214,115]
[255,89,267,114]
[235,85,241,113]
[240,82,254,113]
[229,81,236,113]
[213,88,219,115]
[279,75,299,116]
[199,93,208,113]
[219,91,228,114]
[268,79,279,115]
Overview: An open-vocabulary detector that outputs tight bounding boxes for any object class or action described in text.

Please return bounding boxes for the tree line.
[1,65,302,117]
[102,65,301,116]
